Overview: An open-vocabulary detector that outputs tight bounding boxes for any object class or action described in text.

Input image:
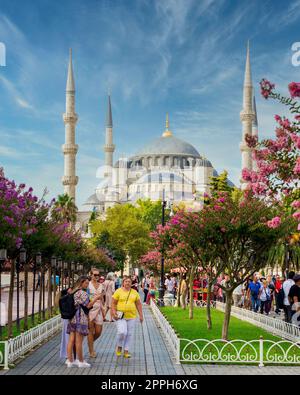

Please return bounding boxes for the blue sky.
[1,0,300,209]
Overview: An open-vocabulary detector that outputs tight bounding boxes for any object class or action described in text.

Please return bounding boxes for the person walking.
[146,276,156,305]
[142,273,150,304]
[259,281,271,315]
[111,276,143,359]
[283,271,295,323]
[289,274,300,319]
[180,274,188,309]
[248,276,261,313]
[274,275,284,314]
[104,272,115,322]
[87,269,105,358]
[66,276,102,368]
[233,283,244,307]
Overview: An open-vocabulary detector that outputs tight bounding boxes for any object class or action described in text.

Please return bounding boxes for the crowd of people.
[58,270,143,368]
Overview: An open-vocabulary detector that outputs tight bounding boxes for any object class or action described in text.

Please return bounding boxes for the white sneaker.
[72,359,80,367]
[66,361,74,368]
[77,361,91,368]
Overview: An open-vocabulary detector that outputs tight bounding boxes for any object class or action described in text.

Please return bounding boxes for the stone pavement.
[1,305,300,375]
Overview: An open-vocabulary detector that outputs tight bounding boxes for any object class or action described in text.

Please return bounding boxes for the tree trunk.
[176,273,182,308]
[23,263,29,330]
[222,291,233,340]
[7,259,15,338]
[206,280,212,330]
[189,269,194,319]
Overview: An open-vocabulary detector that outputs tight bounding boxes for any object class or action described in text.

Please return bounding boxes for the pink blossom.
[288,82,300,98]
[292,212,300,221]
[267,216,281,229]
[292,201,300,209]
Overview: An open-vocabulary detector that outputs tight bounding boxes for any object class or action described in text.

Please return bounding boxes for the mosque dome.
[135,113,200,158]
[136,135,200,158]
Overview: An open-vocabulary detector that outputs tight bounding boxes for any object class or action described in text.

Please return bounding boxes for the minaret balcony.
[240,110,255,122]
[239,142,252,152]
[62,175,79,186]
[104,144,115,153]
[63,113,78,124]
[62,144,79,154]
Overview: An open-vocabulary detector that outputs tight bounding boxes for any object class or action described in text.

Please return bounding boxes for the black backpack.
[59,292,77,320]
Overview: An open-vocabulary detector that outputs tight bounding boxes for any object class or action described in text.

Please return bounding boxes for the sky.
[1,0,300,210]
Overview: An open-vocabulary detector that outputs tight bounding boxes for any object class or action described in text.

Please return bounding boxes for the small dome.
[84,193,100,206]
[136,135,200,158]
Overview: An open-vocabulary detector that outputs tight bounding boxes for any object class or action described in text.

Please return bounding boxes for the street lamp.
[158,190,167,307]
[17,247,26,331]
[63,261,68,289]
[31,252,41,325]
[51,256,57,314]
[71,262,75,287]
[0,248,7,340]
[57,257,62,291]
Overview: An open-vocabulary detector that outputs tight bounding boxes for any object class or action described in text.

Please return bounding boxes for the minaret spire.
[104,94,115,178]
[162,113,173,137]
[62,48,79,201]
[240,41,255,190]
[252,94,258,171]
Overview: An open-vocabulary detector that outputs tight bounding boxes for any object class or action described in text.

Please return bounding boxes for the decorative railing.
[0,341,9,370]
[0,315,62,369]
[150,299,180,363]
[151,300,300,366]
[180,337,300,366]
[215,302,300,343]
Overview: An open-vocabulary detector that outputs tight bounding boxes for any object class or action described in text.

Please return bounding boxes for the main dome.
[136,135,201,158]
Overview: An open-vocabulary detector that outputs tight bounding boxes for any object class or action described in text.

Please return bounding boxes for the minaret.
[62,49,79,201]
[162,113,173,137]
[104,94,115,178]
[252,95,258,171]
[240,41,255,189]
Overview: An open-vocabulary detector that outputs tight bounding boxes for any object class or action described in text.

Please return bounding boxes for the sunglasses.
[93,274,100,277]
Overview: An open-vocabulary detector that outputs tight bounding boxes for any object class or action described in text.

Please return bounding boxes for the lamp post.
[0,248,7,340]
[57,257,62,291]
[51,256,57,315]
[71,262,75,287]
[32,252,41,325]
[17,247,26,332]
[63,261,68,289]
[158,190,167,307]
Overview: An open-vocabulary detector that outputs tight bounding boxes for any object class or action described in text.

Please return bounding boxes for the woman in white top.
[103,272,115,322]
[259,281,271,315]
[87,268,105,358]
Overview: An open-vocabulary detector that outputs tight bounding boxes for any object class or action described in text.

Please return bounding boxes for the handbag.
[116,289,132,320]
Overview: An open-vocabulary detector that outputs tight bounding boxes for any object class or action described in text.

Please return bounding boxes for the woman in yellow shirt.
[111,276,143,358]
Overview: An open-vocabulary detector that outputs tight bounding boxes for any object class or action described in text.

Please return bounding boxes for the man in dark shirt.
[289,274,300,318]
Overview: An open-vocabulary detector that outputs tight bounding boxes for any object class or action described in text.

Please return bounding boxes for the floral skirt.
[67,308,89,336]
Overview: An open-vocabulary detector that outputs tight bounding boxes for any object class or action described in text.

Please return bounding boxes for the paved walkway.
[1,306,300,375]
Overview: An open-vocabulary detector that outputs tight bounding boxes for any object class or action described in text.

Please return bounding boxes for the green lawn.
[1,310,59,340]
[160,307,300,365]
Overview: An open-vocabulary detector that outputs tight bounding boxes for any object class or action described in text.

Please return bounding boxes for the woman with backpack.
[66,276,102,368]
[259,280,272,315]
[103,272,115,322]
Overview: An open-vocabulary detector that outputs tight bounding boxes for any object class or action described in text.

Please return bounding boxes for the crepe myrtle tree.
[243,79,300,272]
[149,209,225,326]
[199,191,294,340]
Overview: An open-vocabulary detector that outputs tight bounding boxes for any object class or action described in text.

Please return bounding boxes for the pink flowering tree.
[243,79,300,271]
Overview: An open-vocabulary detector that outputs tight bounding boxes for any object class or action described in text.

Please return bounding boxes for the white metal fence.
[215,302,300,343]
[150,299,180,363]
[150,300,300,366]
[0,341,8,369]
[180,337,300,365]
[0,315,62,368]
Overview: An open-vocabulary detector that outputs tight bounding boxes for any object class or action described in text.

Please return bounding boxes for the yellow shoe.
[124,351,131,359]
